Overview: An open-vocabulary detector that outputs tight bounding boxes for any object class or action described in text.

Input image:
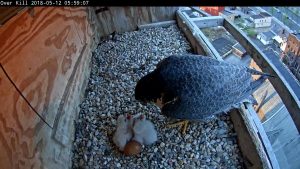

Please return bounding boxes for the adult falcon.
[135,54,272,134]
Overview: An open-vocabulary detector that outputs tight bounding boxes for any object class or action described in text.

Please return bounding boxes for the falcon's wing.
[158,54,265,120]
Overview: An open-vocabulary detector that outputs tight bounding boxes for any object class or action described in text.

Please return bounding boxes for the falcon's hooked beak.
[139,100,147,106]
[154,98,164,109]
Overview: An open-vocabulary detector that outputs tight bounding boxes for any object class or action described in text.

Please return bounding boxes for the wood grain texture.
[0,7,84,127]
[0,7,99,169]
[0,6,177,168]
[50,7,98,145]
[0,7,25,25]
[0,68,45,169]
[45,8,98,168]
[230,109,264,169]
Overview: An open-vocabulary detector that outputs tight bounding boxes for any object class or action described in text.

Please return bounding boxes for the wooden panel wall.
[94,7,179,37]
[0,7,25,25]
[0,68,44,169]
[0,7,100,168]
[0,6,176,168]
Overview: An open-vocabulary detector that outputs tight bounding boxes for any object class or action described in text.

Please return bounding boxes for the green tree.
[271,7,275,15]
[247,29,256,37]
[244,27,256,37]
[296,10,299,16]
[283,14,290,27]
[282,14,288,25]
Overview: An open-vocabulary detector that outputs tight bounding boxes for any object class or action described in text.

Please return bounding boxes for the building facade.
[240,7,252,15]
[273,35,287,52]
[257,31,276,45]
[283,52,300,81]
[232,43,247,58]
[200,6,225,16]
[250,12,272,28]
[283,33,300,81]
[285,33,300,56]
[219,10,239,22]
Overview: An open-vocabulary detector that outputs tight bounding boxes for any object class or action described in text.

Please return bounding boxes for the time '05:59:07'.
[64,1,89,5]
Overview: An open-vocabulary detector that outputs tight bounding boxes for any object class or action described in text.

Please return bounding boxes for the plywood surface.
[0,68,44,169]
[0,7,99,168]
[0,7,84,127]
[0,6,176,168]
[0,7,25,25]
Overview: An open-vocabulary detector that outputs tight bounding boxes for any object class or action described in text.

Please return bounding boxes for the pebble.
[71,25,244,168]
[87,141,92,147]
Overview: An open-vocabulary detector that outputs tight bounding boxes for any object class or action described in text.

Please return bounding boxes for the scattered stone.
[116,163,121,167]
[71,25,244,168]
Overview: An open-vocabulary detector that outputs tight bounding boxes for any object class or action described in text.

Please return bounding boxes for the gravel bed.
[72,25,245,169]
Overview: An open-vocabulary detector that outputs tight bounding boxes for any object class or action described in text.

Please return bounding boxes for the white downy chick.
[132,114,157,145]
[113,114,133,151]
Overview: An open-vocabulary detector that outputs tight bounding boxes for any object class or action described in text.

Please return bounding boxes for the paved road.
[261,7,300,32]
[277,7,300,25]
[262,99,300,169]
[248,36,300,100]
[263,50,300,100]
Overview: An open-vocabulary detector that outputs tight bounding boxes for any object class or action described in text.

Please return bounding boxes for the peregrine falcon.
[135,54,272,133]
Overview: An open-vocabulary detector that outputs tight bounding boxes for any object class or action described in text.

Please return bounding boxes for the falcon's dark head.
[135,71,163,105]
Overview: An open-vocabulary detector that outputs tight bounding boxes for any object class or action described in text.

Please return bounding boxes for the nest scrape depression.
[72,25,244,169]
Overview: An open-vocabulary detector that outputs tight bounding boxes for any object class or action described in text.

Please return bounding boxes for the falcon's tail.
[250,74,271,92]
[247,68,275,78]
[247,67,275,93]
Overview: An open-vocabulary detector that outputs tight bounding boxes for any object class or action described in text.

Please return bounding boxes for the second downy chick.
[132,114,158,145]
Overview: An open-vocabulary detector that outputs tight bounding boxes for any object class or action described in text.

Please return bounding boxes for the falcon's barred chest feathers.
[135,54,272,121]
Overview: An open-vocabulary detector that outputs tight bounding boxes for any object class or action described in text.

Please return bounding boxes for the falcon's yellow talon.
[167,120,189,135]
